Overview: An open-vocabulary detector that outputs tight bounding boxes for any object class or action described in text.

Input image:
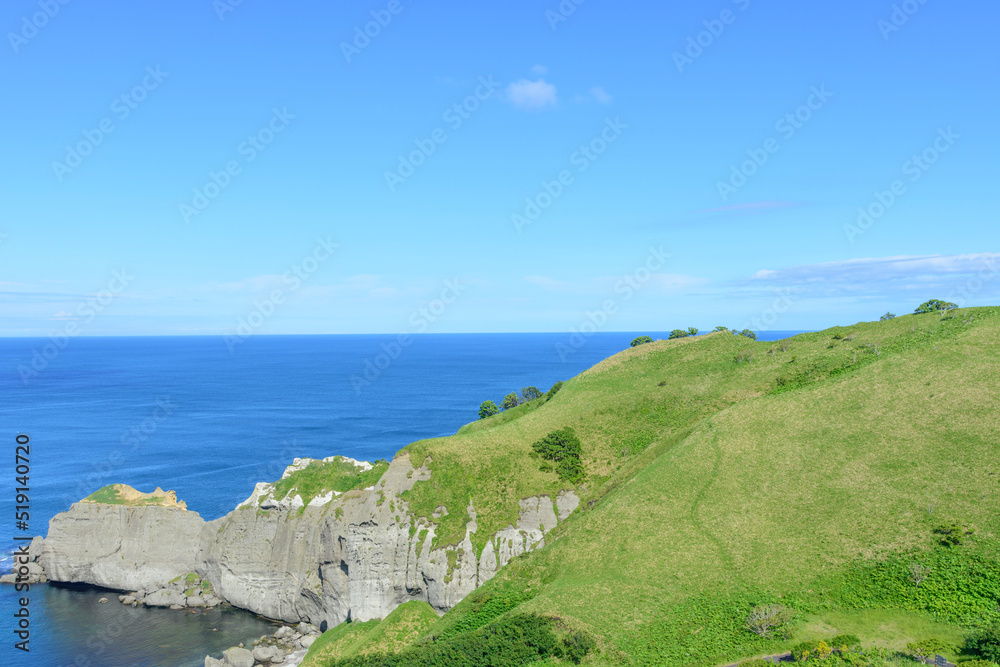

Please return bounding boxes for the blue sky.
[1,0,997,336]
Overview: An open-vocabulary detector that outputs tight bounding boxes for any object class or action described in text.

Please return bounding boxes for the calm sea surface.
[0,331,803,666]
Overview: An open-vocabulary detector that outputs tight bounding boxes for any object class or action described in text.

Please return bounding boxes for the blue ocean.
[0,331,801,666]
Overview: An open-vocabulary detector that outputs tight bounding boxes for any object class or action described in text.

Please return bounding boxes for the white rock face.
[39,454,580,628]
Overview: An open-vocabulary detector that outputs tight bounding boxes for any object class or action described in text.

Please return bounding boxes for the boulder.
[222,646,254,667]
[301,635,316,649]
[252,645,283,662]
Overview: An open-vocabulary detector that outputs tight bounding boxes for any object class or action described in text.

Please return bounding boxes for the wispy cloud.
[531,64,548,75]
[506,79,558,111]
[744,253,1000,296]
[590,86,612,104]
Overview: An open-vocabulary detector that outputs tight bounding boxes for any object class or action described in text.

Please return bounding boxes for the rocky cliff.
[39,453,578,629]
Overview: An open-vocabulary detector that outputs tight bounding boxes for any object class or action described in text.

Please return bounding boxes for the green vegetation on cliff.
[271,457,389,506]
[316,307,1000,666]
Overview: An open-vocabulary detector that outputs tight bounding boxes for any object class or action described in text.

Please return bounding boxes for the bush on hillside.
[915,299,958,314]
[631,336,653,347]
[544,381,563,401]
[739,329,758,340]
[687,327,699,336]
[961,661,1000,667]
[478,400,499,419]
[519,386,543,402]
[906,639,953,661]
[327,613,560,666]
[500,392,520,411]
[714,326,729,332]
[668,329,689,339]
[880,312,897,321]
[531,427,585,484]
[830,634,862,650]
[934,521,974,546]
[560,631,596,664]
[967,625,1000,663]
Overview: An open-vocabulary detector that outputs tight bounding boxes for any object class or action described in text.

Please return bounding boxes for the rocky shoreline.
[33,453,579,628]
[204,622,319,667]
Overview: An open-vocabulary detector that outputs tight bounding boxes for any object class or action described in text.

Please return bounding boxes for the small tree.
[687,327,699,336]
[880,312,897,321]
[745,604,792,638]
[500,392,520,411]
[739,329,758,340]
[630,336,653,347]
[668,329,689,339]
[713,326,729,332]
[520,386,543,402]
[478,400,499,419]
[915,299,958,314]
[909,562,931,588]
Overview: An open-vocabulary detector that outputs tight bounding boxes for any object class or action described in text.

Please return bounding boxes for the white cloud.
[590,86,612,104]
[506,79,558,111]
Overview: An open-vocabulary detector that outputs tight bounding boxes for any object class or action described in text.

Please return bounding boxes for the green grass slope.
[314,307,1000,666]
[301,601,440,667]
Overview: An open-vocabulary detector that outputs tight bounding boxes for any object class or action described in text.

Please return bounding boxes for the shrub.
[905,639,952,660]
[714,326,729,332]
[830,634,862,650]
[519,386,543,402]
[740,329,758,340]
[500,392,520,411]
[668,329,690,339]
[915,299,958,314]
[630,335,653,347]
[792,640,821,661]
[687,327,699,336]
[531,427,585,484]
[880,312,897,321]
[478,400,500,419]
[961,661,1000,667]
[967,625,1000,662]
[544,381,563,401]
[934,521,974,546]
[738,660,771,667]
[562,631,596,664]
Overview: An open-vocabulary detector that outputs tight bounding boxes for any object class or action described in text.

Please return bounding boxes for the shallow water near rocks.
[5,583,278,666]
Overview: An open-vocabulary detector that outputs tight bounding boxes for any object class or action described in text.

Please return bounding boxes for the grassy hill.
[304,307,1000,666]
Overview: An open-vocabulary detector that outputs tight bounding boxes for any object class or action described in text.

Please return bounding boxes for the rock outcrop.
[39,453,579,630]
